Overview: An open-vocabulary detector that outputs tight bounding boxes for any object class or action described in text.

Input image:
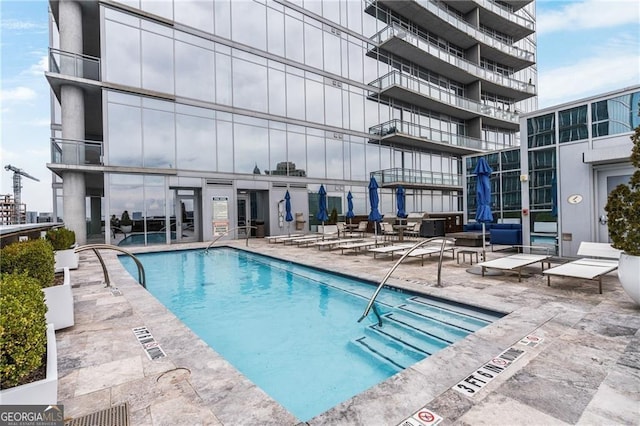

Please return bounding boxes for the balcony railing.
[369,71,519,124]
[369,119,514,152]
[467,0,535,32]
[371,167,463,187]
[51,138,103,166]
[372,24,535,95]
[49,48,101,81]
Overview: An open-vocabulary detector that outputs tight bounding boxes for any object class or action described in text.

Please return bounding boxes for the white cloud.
[26,55,48,76]
[537,0,640,34]
[538,51,640,108]
[1,19,47,32]
[0,86,37,102]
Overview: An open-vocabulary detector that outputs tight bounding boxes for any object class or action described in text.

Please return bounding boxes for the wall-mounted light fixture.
[519,174,529,182]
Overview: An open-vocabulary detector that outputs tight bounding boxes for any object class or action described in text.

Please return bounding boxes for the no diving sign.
[397,408,443,426]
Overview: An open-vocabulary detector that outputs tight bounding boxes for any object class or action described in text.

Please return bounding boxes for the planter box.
[54,248,79,271]
[0,324,58,404]
[43,268,74,330]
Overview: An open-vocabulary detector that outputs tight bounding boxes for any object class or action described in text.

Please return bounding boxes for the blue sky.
[1,0,639,213]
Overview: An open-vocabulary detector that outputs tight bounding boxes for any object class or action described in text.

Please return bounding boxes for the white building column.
[59,0,86,244]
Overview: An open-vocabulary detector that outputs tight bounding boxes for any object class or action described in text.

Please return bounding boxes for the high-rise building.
[46,0,537,245]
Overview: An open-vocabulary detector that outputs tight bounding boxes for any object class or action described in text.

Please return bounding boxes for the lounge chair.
[344,221,368,238]
[543,242,621,294]
[310,238,363,250]
[267,234,303,243]
[394,243,456,265]
[368,243,415,259]
[477,253,551,282]
[380,222,398,241]
[338,239,383,255]
[403,222,421,239]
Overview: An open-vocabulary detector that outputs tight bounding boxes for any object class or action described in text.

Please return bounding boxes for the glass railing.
[49,48,101,81]
[369,119,514,152]
[409,1,534,60]
[51,138,103,166]
[371,167,463,187]
[369,71,520,124]
[371,24,535,95]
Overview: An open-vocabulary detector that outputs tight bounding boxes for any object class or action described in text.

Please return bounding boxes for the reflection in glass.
[285,15,304,63]
[306,79,325,125]
[304,23,323,70]
[306,135,325,178]
[174,0,214,34]
[105,20,141,87]
[326,137,344,180]
[269,68,287,116]
[175,41,215,102]
[217,120,233,172]
[143,108,175,168]
[232,1,266,51]
[108,102,142,167]
[286,73,305,120]
[176,114,216,171]
[234,123,268,174]
[214,0,231,38]
[288,131,306,177]
[267,7,285,56]
[216,53,232,106]
[233,58,268,113]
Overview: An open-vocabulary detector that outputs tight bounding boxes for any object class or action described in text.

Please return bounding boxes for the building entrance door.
[174,190,199,243]
[237,193,250,238]
[596,166,634,243]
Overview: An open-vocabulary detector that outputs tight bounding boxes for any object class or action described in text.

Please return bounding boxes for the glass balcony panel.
[49,48,101,81]
[51,138,103,166]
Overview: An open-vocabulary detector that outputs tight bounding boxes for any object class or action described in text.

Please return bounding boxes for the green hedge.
[0,239,55,288]
[0,273,48,389]
[45,227,76,250]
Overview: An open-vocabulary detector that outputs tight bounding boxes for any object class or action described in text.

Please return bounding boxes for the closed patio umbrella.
[346,191,355,225]
[396,185,407,219]
[474,157,494,261]
[317,185,328,238]
[285,190,293,236]
[368,176,382,242]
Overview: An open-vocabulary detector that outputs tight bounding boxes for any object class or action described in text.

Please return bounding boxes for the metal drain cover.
[65,403,129,426]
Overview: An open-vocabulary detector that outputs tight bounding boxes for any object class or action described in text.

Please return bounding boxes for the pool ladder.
[203,225,257,253]
[358,237,455,326]
[75,244,147,288]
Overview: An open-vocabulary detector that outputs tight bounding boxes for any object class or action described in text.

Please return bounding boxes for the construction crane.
[4,164,39,224]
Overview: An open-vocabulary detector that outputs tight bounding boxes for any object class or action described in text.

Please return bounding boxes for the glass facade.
[592,91,640,137]
[49,0,538,245]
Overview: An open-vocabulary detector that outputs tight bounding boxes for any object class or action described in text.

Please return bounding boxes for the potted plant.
[0,239,74,330]
[120,210,133,233]
[0,272,58,404]
[46,226,78,270]
[605,124,640,305]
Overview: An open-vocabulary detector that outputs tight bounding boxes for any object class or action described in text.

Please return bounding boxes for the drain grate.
[65,403,129,426]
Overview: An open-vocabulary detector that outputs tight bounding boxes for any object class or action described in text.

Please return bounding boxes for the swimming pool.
[119,247,503,421]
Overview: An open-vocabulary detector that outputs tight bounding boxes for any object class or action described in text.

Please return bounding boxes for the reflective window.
[232,1,266,51]
[214,0,231,38]
[175,41,215,102]
[285,14,304,63]
[104,20,141,87]
[215,53,232,106]
[350,140,365,180]
[306,135,325,178]
[108,102,142,166]
[288,130,307,177]
[286,73,305,120]
[268,68,287,116]
[305,79,325,124]
[325,84,342,127]
[234,122,269,174]
[176,113,216,171]
[304,22,323,70]
[217,120,233,172]
[141,0,173,20]
[527,113,555,148]
[326,137,344,180]
[268,128,287,175]
[233,58,268,113]
[143,108,175,168]
[267,7,285,56]
[141,30,174,93]
[558,105,588,143]
[349,91,364,132]
[592,91,640,137]
[174,0,213,34]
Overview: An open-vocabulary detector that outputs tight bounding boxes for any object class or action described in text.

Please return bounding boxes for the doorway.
[596,166,634,243]
[237,192,250,237]
[174,189,199,243]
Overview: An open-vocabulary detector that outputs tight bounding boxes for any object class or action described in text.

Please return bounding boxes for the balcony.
[50,138,103,167]
[49,48,100,81]
[435,0,535,39]
[370,24,535,101]
[371,168,463,190]
[369,71,520,129]
[367,1,534,68]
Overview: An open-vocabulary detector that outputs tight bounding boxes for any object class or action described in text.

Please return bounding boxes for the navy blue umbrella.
[284,190,293,236]
[317,184,328,224]
[473,157,493,259]
[346,191,355,224]
[396,185,407,218]
[368,177,382,240]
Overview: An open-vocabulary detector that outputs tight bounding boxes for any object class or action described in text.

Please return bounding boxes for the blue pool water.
[120,247,503,421]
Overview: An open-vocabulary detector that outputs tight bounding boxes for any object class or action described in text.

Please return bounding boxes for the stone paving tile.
[57,240,640,425]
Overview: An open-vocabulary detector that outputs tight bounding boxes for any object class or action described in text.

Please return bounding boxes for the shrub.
[45,227,76,250]
[120,210,132,227]
[0,273,48,389]
[0,239,55,288]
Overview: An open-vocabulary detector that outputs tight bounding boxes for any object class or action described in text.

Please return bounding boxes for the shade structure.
[368,177,382,240]
[396,185,407,218]
[474,157,494,262]
[284,190,293,236]
[346,191,355,224]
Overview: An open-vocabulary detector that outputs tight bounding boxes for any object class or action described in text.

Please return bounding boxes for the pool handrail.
[204,225,257,252]
[357,237,454,325]
[75,244,146,289]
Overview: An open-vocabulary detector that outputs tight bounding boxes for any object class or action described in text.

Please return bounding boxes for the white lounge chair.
[338,239,382,255]
[267,233,303,243]
[543,242,621,294]
[394,244,456,266]
[478,253,551,282]
[310,238,363,250]
[368,243,415,259]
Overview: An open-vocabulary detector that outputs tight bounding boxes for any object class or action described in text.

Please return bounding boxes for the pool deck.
[58,239,639,425]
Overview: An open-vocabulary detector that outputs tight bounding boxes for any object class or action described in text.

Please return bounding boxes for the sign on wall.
[212,196,229,236]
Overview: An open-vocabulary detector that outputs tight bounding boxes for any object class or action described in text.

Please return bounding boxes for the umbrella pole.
[322,221,325,241]
[481,222,486,261]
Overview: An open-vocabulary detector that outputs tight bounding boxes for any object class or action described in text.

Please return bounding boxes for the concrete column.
[90,197,102,235]
[59,0,87,244]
